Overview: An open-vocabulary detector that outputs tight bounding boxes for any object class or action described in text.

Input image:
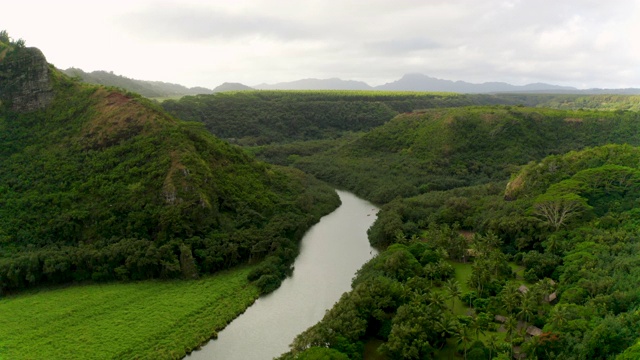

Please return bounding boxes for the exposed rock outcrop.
[0,47,54,112]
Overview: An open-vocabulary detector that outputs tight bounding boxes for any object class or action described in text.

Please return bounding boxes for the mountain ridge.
[64,66,640,95]
[253,73,640,94]
[62,68,216,98]
[253,77,373,90]
[374,73,577,93]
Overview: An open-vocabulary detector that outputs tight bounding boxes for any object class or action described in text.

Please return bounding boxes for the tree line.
[161,91,516,146]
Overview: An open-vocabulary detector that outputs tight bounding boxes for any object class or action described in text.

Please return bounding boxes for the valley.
[3,28,640,360]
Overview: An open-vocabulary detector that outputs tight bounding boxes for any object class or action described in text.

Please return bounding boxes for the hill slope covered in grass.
[0,40,339,295]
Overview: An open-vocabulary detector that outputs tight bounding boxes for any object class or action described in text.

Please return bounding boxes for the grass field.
[0,266,259,360]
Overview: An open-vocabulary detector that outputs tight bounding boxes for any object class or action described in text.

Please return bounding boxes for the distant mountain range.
[256,74,640,94]
[63,68,640,96]
[253,78,372,90]
[374,73,576,93]
[212,82,254,92]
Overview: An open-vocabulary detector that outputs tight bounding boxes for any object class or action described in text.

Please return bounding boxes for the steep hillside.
[161,90,516,145]
[290,106,640,204]
[0,40,339,294]
[0,35,54,112]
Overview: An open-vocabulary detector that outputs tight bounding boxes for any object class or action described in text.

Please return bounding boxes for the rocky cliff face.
[0,47,54,112]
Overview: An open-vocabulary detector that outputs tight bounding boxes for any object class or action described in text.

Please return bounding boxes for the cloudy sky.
[2,0,639,89]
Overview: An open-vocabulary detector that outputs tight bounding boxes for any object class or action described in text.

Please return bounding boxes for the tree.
[517,291,536,323]
[445,279,462,312]
[434,314,458,348]
[549,306,568,330]
[486,333,500,359]
[500,283,521,315]
[0,30,9,44]
[468,261,491,297]
[179,244,198,279]
[504,316,519,359]
[429,291,448,312]
[424,263,437,287]
[533,193,590,231]
[455,325,473,360]
[470,316,486,341]
[381,301,439,359]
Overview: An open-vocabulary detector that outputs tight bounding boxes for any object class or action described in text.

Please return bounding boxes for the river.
[185,190,378,360]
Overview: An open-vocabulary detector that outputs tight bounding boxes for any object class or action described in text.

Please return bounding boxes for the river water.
[185,190,378,360]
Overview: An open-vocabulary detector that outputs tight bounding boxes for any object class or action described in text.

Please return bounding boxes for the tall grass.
[0,266,259,360]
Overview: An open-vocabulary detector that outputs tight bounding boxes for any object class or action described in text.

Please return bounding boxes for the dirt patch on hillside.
[105,91,130,106]
[79,88,166,149]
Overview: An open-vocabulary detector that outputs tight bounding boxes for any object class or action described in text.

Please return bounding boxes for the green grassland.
[0,266,259,360]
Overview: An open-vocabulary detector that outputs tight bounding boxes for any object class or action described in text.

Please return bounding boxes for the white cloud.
[1,0,639,88]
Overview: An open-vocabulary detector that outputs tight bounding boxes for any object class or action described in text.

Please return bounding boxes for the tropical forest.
[2,28,640,360]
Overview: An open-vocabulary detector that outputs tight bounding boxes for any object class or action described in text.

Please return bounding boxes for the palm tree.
[435,247,449,260]
[518,291,537,323]
[486,333,500,359]
[455,325,473,360]
[468,262,491,297]
[505,316,519,359]
[424,263,437,287]
[485,231,502,249]
[524,335,543,360]
[544,234,560,254]
[471,233,488,256]
[549,306,568,330]
[445,279,462,312]
[394,230,407,245]
[471,316,486,341]
[434,314,458,349]
[501,283,521,315]
[429,291,447,311]
[536,279,553,301]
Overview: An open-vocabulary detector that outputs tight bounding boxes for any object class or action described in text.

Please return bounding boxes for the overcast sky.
[2,0,639,89]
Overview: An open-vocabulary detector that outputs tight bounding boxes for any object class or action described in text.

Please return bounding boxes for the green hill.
[0,39,339,294]
[285,106,640,205]
[161,90,517,145]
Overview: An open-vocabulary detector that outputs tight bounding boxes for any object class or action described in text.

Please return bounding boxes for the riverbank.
[0,266,259,360]
[187,190,379,360]
[0,191,377,360]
